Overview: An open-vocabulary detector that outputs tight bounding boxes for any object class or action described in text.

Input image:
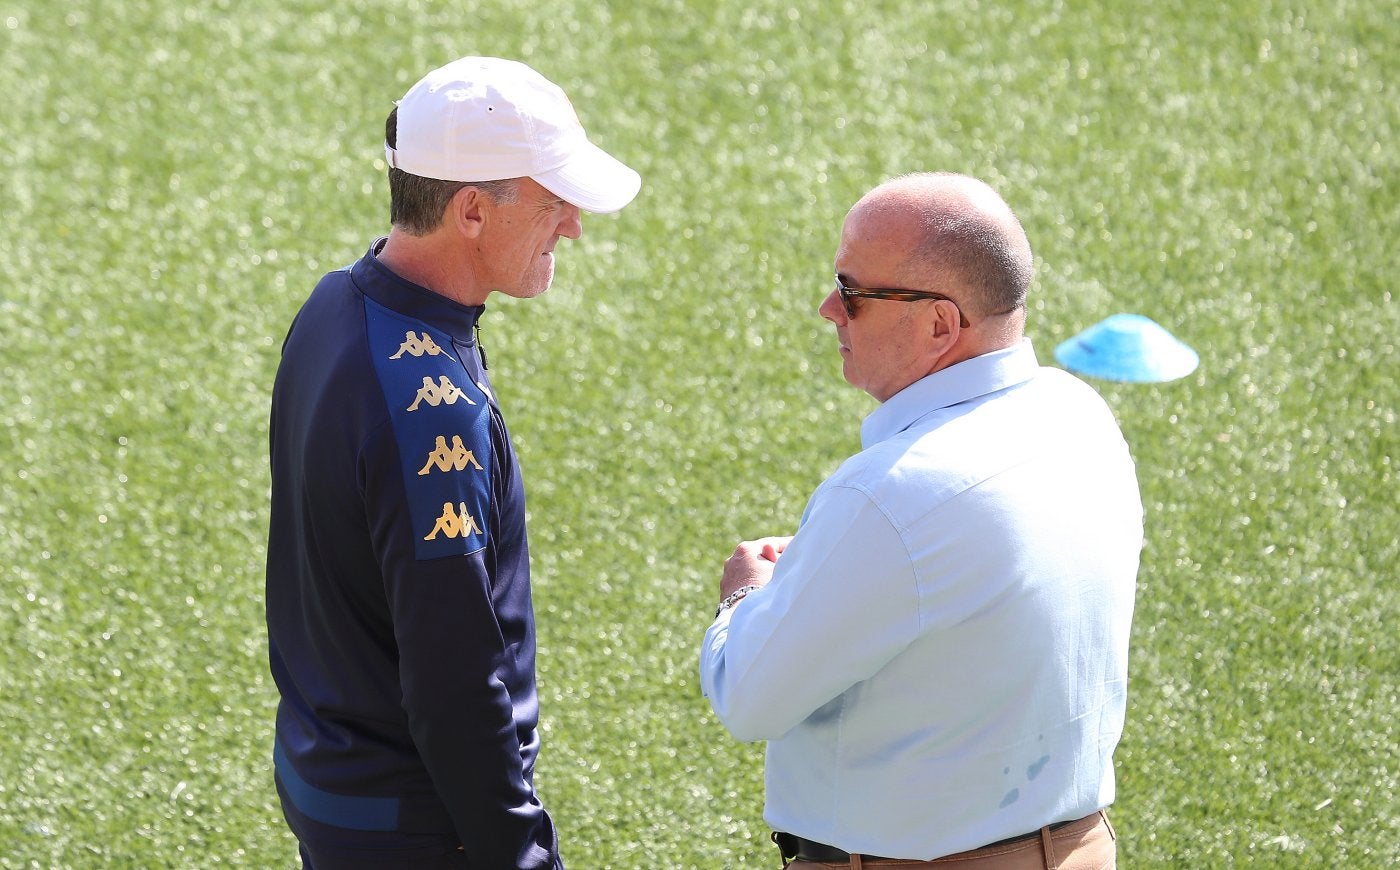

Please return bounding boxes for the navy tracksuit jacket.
[266,240,561,868]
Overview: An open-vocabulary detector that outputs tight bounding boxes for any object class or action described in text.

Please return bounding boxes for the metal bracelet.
[715,584,762,619]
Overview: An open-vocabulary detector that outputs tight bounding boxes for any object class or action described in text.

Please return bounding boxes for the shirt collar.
[860,339,1042,448]
[349,238,486,338]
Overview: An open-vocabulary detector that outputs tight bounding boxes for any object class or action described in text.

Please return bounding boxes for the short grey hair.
[385,106,520,236]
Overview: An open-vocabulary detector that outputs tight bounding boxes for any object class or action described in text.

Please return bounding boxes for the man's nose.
[818,288,846,324]
[558,204,583,240]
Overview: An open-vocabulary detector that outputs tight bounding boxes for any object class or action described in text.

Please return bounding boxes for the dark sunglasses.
[834,273,970,327]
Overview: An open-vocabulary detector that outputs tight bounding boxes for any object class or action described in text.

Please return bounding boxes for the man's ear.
[448,186,487,240]
[926,298,961,350]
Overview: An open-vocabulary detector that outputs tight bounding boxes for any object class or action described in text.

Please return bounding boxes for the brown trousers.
[784,810,1115,870]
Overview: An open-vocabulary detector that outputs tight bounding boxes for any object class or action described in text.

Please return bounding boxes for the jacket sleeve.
[360,402,561,869]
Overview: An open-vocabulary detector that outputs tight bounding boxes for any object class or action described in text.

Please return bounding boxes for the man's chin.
[500,276,554,300]
[841,358,856,383]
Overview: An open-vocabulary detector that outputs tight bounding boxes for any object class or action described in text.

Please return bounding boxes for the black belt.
[772,831,892,862]
[773,819,1077,863]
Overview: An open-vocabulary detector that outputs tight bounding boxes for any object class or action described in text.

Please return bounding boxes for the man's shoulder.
[833,370,1122,510]
[280,265,361,348]
[280,273,493,438]
[362,298,493,435]
[828,426,973,513]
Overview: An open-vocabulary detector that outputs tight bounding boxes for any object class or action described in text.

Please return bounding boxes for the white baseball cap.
[384,56,640,214]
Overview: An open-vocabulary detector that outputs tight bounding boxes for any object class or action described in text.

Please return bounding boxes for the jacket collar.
[350,238,485,338]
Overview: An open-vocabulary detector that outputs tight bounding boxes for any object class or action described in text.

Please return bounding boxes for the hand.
[720,536,794,600]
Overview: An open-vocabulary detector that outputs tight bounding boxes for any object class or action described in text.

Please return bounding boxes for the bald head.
[851,173,1034,321]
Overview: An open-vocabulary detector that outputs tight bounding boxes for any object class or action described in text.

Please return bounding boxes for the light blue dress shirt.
[700,340,1143,859]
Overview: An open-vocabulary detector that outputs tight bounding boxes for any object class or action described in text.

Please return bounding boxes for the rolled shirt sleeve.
[701,483,919,742]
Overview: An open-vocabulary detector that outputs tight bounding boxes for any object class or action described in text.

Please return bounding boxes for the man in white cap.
[266,57,639,869]
[700,173,1141,868]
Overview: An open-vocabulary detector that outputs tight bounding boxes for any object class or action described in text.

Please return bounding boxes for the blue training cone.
[1053,314,1199,383]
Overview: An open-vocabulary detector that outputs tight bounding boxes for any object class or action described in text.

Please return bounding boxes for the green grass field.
[2,0,1395,866]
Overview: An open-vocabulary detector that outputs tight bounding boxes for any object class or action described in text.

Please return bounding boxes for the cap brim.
[533,141,641,214]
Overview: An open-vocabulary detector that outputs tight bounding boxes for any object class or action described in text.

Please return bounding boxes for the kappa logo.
[407,375,476,412]
[423,501,484,541]
[389,331,453,360]
[418,435,485,476]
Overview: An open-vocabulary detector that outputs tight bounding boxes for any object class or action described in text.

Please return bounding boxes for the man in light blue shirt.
[700,173,1142,868]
